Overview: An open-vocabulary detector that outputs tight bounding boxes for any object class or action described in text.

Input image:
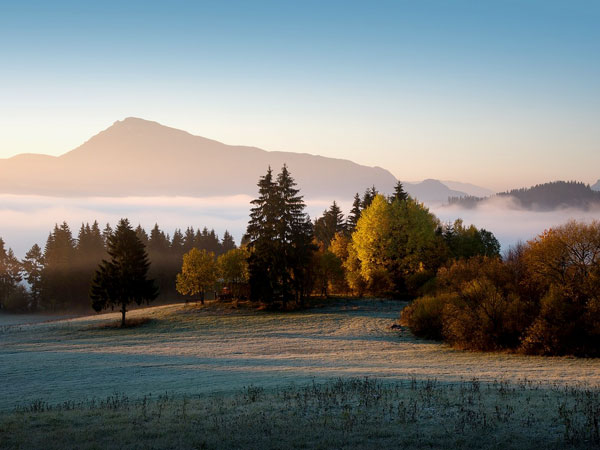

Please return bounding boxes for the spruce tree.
[41,222,77,310]
[0,238,22,310]
[221,231,236,253]
[246,165,315,307]
[246,167,279,304]
[392,181,409,202]
[346,193,362,233]
[23,244,44,310]
[361,185,378,210]
[90,218,157,327]
[75,221,106,309]
[315,201,345,246]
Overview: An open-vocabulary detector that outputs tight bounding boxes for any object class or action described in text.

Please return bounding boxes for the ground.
[1,299,599,449]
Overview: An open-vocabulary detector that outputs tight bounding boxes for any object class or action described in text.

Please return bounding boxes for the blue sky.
[1,0,598,190]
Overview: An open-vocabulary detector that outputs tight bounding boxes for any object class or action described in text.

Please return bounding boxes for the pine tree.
[183,227,196,253]
[392,181,409,202]
[346,193,362,233]
[75,221,106,309]
[0,238,22,310]
[246,165,315,307]
[221,231,236,253]
[315,201,346,246]
[41,222,77,310]
[135,224,149,246]
[23,244,44,310]
[147,223,171,299]
[361,185,378,210]
[246,167,279,303]
[91,218,157,327]
[102,223,113,247]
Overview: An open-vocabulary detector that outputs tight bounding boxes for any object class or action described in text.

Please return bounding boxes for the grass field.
[1,299,599,448]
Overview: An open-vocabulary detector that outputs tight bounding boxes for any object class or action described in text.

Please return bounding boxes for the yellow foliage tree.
[176,248,218,304]
[217,247,249,299]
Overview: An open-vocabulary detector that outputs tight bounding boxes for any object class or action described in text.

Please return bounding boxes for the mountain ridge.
[0,118,399,200]
[0,117,480,204]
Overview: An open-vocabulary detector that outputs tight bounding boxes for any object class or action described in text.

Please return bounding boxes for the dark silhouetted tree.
[22,244,44,310]
[392,181,409,202]
[0,238,22,310]
[346,193,362,233]
[91,218,157,327]
[41,222,77,310]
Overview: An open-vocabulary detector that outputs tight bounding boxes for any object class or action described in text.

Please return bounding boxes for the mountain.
[402,179,467,204]
[0,118,398,200]
[448,181,600,210]
[441,180,494,197]
[592,180,600,191]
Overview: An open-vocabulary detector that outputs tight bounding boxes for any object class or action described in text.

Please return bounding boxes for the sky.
[0,0,599,191]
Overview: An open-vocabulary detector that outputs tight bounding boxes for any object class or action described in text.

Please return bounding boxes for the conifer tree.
[91,218,157,327]
[246,167,279,303]
[346,193,362,233]
[221,231,236,253]
[41,222,77,310]
[315,201,346,246]
[246,165,315,306]
[23,243,44,310]
[392,181,409,202]
[0,238,22,310]
[361,185,378,210]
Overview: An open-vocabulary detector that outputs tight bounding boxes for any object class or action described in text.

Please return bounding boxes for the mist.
[431,196,600,254]
[2,193,598,258]
[0,194,347,257]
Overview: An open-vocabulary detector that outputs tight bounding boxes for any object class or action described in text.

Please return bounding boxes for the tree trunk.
[200,291,205,305]
[121,304,126,328]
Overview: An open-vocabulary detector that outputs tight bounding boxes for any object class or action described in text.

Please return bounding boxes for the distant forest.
[0,222,236,312]
[448,181,600,210]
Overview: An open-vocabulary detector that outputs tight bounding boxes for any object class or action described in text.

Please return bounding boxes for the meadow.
[1,299,599,449]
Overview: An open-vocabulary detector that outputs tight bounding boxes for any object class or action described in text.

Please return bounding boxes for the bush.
[520,287,600,356]
[400,293,455,340]
[402,220,600,356]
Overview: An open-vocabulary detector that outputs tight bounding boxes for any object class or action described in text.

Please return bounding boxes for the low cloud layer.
[1,194,597,258]
[432,196,600,254]
[0,195,347,257]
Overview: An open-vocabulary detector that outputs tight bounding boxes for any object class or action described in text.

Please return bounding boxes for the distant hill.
[403,179,467,204]
[0,118,398,200]
[441,180,494,198]
[449,181,600,211]
[592,179,600,191]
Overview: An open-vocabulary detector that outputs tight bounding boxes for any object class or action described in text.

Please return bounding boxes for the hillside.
[449,181,600,210]
[0,118,399,200]
[403,179,467,204]
[592,179,600,191]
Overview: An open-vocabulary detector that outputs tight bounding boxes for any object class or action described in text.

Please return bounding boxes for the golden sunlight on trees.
[176,248,218,304]
[402,220,600,356]
[217,247,249,300]
[350,194,444,296]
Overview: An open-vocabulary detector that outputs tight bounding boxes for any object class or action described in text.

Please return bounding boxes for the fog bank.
[1,194,598,258]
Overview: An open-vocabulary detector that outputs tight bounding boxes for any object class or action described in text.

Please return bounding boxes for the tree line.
[242,165,499,308]
[1,164,501,316]
[0,221,236,312]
